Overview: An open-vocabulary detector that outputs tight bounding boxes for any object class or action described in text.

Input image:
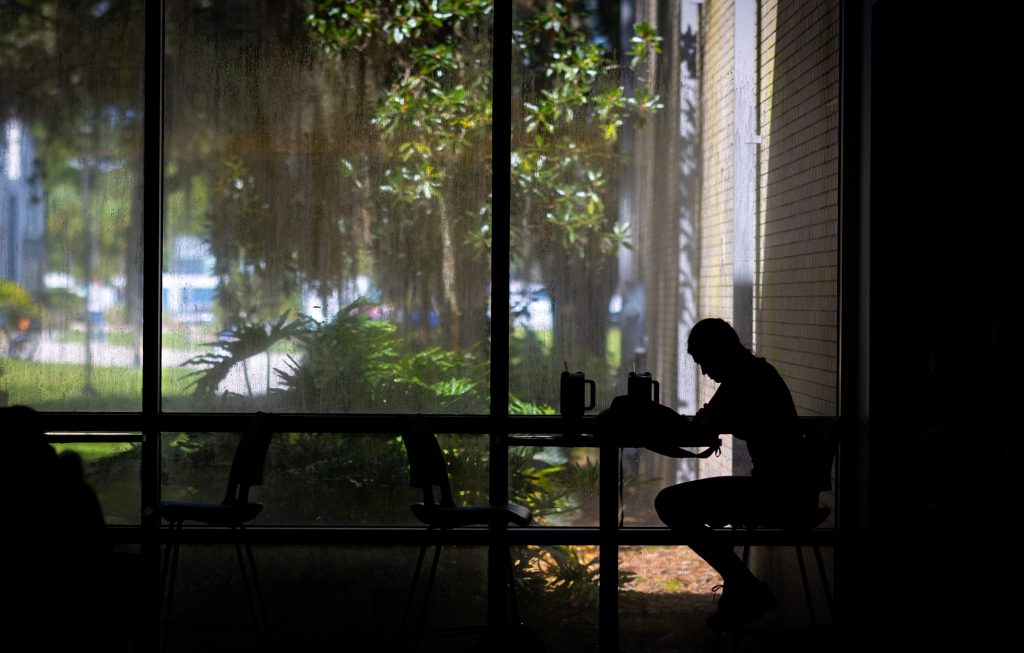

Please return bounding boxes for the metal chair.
[146,412,275,650]
[398,418,533,651]
[761,417,839,626]
[737,416,841,625]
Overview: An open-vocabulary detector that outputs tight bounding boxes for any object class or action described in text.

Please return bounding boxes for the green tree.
[306,0,661,385]
[512,4,661,371]
[1,1,146,382]
[306,0,495,351]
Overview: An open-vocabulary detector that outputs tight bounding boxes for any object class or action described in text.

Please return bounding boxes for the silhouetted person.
[1,405,120,651]
[55,449,111,569]
[3,405,60,614]
[598,318,814,630]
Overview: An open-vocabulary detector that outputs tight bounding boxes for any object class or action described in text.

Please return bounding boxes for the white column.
[732,0,758,350]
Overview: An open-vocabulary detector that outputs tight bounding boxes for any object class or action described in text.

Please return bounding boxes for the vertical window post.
[489,0,512,631]
[142,0,164,641]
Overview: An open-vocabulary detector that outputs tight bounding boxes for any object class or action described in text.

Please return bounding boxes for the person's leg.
[655,477,777,627]
[654,476,759,583]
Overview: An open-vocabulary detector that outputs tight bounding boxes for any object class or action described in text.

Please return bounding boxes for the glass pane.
[515,544,600,651]
[157,544,490,650]
[163,1,492,413]
[0,3,144,410]
[512,0,840,512]
[510,3,672,418]
[509,443,599,527]
[160,431,496,526]
[155,542,599,652]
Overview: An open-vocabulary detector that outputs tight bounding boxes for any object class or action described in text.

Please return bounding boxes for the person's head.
[1,404,58,507]
[57,450,86,483]
[687,318,749,382]
[2,404,52,460]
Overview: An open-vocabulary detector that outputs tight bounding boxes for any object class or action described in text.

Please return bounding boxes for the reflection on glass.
[52,440,141,526]
[163,1,492,413]
[0,3,144,410]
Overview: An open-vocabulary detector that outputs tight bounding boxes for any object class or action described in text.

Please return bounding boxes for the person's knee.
[655,488,689,529]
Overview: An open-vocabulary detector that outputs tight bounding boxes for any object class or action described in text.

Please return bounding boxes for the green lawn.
[53,441,137,463]
[53,327,220,350]
[0,358,193,411]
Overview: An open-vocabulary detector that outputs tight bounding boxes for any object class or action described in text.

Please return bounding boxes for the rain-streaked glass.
[0,3,145,410]
[162,1,493,413]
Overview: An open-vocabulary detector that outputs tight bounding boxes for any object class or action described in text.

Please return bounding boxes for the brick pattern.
[752,0,839,619]
[697,0,736,415]
[695,0,839,484]
[755,0,840,417]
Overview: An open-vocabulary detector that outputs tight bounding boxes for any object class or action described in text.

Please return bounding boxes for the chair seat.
[729,504,831,531]
[780,504,831,530]
[148,500,264,526]
[411,503,532,529]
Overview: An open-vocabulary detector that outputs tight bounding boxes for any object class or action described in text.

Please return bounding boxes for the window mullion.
[142,0,164,516]
[490,0,512,506]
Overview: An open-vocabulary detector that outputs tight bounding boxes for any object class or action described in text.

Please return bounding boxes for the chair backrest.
[223,412,275,506]
[800,416,842,494]
[401,418,455,509]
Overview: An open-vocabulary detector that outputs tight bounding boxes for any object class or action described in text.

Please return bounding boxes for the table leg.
[599,441,619,652]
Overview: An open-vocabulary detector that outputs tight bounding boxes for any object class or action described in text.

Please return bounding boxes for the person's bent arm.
[642,413,719,457]
[595,395,718,455]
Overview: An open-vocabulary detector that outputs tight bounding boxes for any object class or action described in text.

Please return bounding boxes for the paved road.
[27,337,290,396]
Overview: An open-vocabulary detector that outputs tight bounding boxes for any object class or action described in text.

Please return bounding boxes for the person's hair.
[687,318,747,358]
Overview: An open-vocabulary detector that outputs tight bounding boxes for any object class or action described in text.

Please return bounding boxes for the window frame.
[26,2,857,649]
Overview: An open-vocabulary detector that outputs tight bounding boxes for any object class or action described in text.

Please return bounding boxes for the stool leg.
[398,542,430,651]
[244,540,271,638]
[419,544,443,632]
[794,546,817,627]
[506,548,520,622]
[159,528,174,619]
[813,545,834,620]
[160,523,182,653]
[234,533,260,630]
[163,524,182,621]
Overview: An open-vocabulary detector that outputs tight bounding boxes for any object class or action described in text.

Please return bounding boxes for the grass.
[53,326,220,351]
[53,442,137,463]
[0,358,193,411]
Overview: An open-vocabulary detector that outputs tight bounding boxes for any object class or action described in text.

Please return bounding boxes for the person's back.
[694,352,811,503]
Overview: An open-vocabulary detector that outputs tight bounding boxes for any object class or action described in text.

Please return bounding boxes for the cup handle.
[652,380,660,404]
[584,379,596,410]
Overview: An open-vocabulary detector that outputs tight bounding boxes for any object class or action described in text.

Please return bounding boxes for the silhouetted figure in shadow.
[1,405,122,651]
[4,405,61,641]
[597,318,814,630]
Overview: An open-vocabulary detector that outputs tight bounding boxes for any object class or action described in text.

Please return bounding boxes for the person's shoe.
[707,580,778,631]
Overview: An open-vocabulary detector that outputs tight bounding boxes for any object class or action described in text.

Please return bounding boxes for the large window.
[163,2,493,415]
[1,1,144,411]
[2,1,841,649]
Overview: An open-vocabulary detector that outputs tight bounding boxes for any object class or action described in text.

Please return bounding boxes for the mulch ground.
[618,546,723,653]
